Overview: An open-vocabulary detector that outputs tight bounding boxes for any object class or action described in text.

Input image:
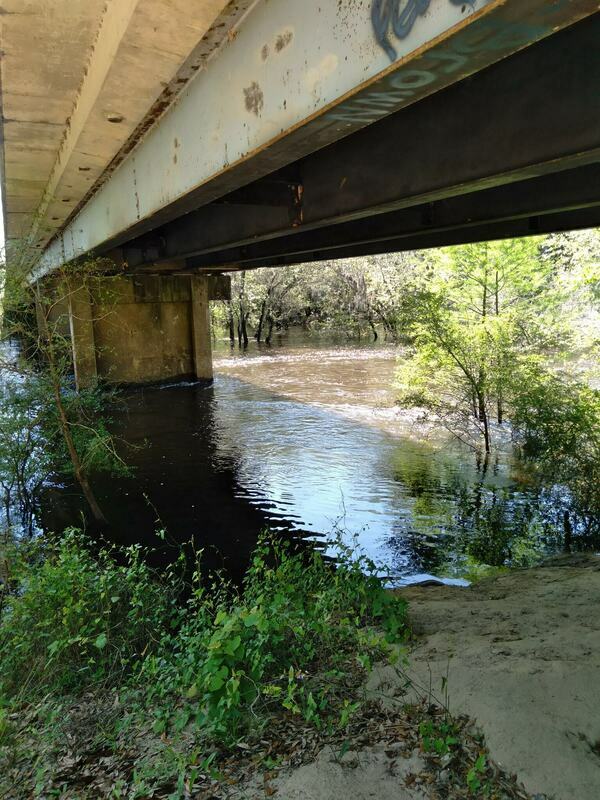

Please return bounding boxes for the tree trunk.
[368,315,378,342]
[240,309,249,348]
[471,391,478,420]
[494,267,503,424]
[236,272,248,348]
[479,396,491,454]
[563,511,573,553]
[478,380,486,423]
[34,287,107,524]
[265,315,275,345]
[255,299,267,342]
[52,379,107,523]
[227,301,235,347]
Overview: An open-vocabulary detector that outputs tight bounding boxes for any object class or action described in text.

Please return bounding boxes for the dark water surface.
[41,334,573,582]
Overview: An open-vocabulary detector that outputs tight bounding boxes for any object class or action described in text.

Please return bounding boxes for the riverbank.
[221,554,600,799]
[1,544,597,798]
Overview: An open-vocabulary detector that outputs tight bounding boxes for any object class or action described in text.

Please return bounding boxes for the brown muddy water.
[40,332,583,584]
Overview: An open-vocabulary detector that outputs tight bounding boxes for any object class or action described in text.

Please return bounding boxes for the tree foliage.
[213,252,431,344]
[509,362,600,537]
[395,234,599,451]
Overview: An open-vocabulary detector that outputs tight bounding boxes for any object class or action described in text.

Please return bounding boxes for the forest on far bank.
[214,230,600,352]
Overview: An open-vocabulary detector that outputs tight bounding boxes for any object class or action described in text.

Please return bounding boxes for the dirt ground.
[368,553,600,800]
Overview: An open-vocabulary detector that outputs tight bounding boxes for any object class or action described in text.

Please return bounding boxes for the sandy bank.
[368,553,600,799]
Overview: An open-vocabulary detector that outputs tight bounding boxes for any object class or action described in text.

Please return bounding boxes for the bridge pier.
[190,275,213,386]
[39,274,228,389]
[68,284,98,389]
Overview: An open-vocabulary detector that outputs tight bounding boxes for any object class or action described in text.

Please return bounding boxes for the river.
[40,332,576,583]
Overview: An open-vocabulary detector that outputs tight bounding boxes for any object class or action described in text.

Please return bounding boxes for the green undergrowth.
[0,530,408,797]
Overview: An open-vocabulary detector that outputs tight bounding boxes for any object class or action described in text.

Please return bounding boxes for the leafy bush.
[0,531,407,748]
[0,531,181,699]
[510,362,600,534]
[139,535,407,741]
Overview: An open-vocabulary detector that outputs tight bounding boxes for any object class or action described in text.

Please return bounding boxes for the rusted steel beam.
[196,208,600,270]
[38,0,598,274]
[180,164,600,269]
[123,16,600,269]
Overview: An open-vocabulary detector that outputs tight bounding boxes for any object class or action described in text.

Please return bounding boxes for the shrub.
[0,531,407,752]
[140,535,408,742]
[0,531,180,700]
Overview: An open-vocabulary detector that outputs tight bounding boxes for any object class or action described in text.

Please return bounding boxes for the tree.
[509,361,600,541]
[251,267,303,343]
[0,380,53,533]
[1,248,129,525]
[395,237,559,453]
[211,253,431,345]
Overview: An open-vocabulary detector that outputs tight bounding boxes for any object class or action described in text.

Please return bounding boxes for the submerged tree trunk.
[236,311,249,348]
[476,389,491,454]
[238,309,249,348]
[255,299,267,342]
[265,315,275,345]
[227,301,235,347]
[368,315,378,342]
[481,407,491,454]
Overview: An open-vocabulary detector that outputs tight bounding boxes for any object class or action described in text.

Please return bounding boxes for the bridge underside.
[5,3,599,386]
[115,14,600,274]
[35,13,600,387]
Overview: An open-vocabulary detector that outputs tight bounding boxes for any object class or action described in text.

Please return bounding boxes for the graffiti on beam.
[372,0,474,62]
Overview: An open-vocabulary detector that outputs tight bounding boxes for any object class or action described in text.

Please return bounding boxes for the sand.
[270,746,429,800]
[368,553,600,799]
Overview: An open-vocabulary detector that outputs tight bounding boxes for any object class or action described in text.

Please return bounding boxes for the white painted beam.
[28,0,141,247]
[27,0,243,250]
[39,0,599,275]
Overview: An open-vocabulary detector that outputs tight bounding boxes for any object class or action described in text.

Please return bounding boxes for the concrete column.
[190,275,213,382]
[68,284,97,390]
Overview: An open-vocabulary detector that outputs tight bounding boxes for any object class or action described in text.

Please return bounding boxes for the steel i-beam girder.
[119,14,600,272]
[39,0,599,275]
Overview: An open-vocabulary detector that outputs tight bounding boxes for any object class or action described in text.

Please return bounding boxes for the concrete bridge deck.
[1,0,599,384]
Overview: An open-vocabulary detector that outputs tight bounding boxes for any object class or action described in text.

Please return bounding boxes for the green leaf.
[94,633,108,650]
[475,753,487,772]
[208,665,229,691]
[223,635,241,656]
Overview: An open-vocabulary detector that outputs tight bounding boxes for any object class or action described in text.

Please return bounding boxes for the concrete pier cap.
[52,272,229,390]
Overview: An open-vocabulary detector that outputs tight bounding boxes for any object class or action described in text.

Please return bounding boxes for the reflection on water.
[39,334,588,581]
